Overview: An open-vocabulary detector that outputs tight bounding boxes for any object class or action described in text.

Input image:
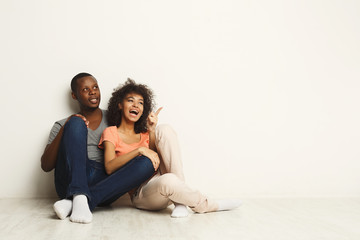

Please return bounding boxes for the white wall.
[1,0,359,198]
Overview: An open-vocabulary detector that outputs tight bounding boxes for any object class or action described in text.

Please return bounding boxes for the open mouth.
[129,109,139,116]
[89,98,98,104]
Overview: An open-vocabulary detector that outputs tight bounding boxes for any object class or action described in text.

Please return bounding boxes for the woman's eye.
[139,102,144,105]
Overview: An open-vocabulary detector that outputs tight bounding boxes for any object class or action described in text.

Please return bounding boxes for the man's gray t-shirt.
[47,110,108,163]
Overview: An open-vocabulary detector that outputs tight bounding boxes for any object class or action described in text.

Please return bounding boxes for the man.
[41,73,155,224]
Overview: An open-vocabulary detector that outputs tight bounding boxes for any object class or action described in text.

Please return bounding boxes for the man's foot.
[53,199,72,220]
[69,194,92,224]
[171,204,189,218]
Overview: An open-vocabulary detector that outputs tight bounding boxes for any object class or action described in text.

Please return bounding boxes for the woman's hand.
[147,107,163,132]
[139,147,160,170]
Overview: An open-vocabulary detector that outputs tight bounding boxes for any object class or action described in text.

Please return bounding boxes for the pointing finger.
[155,107,163,116]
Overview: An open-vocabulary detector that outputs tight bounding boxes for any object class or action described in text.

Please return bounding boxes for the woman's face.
[119,92,144,123]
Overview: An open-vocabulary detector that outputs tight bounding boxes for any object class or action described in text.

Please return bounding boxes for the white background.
[1,0,359,198]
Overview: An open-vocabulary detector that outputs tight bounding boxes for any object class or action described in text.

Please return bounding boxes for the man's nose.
[89,88,96,95]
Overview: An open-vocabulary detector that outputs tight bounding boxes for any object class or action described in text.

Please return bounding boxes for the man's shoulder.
[55,117,68,126]
[53,109,107,129]
[101,109,109,126]
[51,116,69,129]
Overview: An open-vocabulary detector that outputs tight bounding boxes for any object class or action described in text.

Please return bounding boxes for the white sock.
[217,199,242,211]
[171,204,189,218]
[53,199,72,220]
[69,194,93,224]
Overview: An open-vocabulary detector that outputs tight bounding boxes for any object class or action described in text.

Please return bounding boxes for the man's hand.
[66,114,89,128]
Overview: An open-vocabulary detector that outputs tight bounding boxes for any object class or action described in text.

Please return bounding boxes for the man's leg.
[54,117,92,223]
[55,117,90,198]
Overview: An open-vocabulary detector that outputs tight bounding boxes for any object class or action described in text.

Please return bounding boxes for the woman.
[99,79,241,217]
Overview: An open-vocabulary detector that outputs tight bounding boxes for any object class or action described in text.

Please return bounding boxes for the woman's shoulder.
[102,126,118,136]
[140,131,150,144]
[141,131,150,137]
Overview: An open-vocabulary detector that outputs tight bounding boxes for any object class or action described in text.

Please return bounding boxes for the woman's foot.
[171,204,189,218]
[217,199,242,211]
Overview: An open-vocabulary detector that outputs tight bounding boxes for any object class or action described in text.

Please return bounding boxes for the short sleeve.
[142,132,150,147]
[47,119,66,145]
[98,126,118,149]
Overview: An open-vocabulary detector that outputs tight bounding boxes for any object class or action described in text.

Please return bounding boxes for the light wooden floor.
[1,197,359,240]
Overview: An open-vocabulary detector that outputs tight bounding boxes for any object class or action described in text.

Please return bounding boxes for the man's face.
[72,76,101,110]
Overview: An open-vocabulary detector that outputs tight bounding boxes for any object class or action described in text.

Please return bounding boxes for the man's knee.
[64,116,87,134]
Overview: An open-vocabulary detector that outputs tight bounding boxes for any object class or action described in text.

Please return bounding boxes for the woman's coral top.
[98,126,149,156]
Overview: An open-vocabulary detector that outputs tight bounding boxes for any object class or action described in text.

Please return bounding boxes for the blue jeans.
[54,117,155,211]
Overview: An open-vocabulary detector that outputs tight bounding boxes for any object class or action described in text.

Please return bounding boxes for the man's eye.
[83,88,89,92]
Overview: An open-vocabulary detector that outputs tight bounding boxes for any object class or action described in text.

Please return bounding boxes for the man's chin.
[85,105,100,111]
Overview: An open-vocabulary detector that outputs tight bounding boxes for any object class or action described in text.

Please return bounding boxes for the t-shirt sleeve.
[143,132,150,147]
[98,127,117,149]
[47,122,64,145]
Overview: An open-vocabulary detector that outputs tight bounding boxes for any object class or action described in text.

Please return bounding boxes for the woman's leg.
[155,124,185,180]
[131,174,172,211]
[132,173,218,213]
[154,124,195,216]
[154,125,242,216]
[87,155,155,211]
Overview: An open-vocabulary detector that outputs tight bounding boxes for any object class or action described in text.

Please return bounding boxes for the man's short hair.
[71,72,93,93]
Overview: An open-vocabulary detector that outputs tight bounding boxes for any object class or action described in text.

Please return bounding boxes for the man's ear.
[71,92,77,100]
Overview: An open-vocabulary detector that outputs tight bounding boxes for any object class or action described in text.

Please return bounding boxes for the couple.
[41,72,241,224]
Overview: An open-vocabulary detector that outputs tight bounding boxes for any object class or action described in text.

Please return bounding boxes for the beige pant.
[131,124,218,213]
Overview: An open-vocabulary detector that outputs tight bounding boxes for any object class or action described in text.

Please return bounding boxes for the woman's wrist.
[138,147,145,155]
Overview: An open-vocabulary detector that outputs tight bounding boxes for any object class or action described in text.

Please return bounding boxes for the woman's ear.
[118,103,122,110]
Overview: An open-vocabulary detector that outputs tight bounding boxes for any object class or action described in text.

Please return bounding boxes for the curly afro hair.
[107,78,155,133]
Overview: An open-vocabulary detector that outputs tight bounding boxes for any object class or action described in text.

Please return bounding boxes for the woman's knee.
[157,173,181,193]
[132,155,155,176]
[155,124,177,140]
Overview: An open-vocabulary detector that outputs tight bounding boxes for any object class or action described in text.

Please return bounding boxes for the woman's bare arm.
[103,141,160,175]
